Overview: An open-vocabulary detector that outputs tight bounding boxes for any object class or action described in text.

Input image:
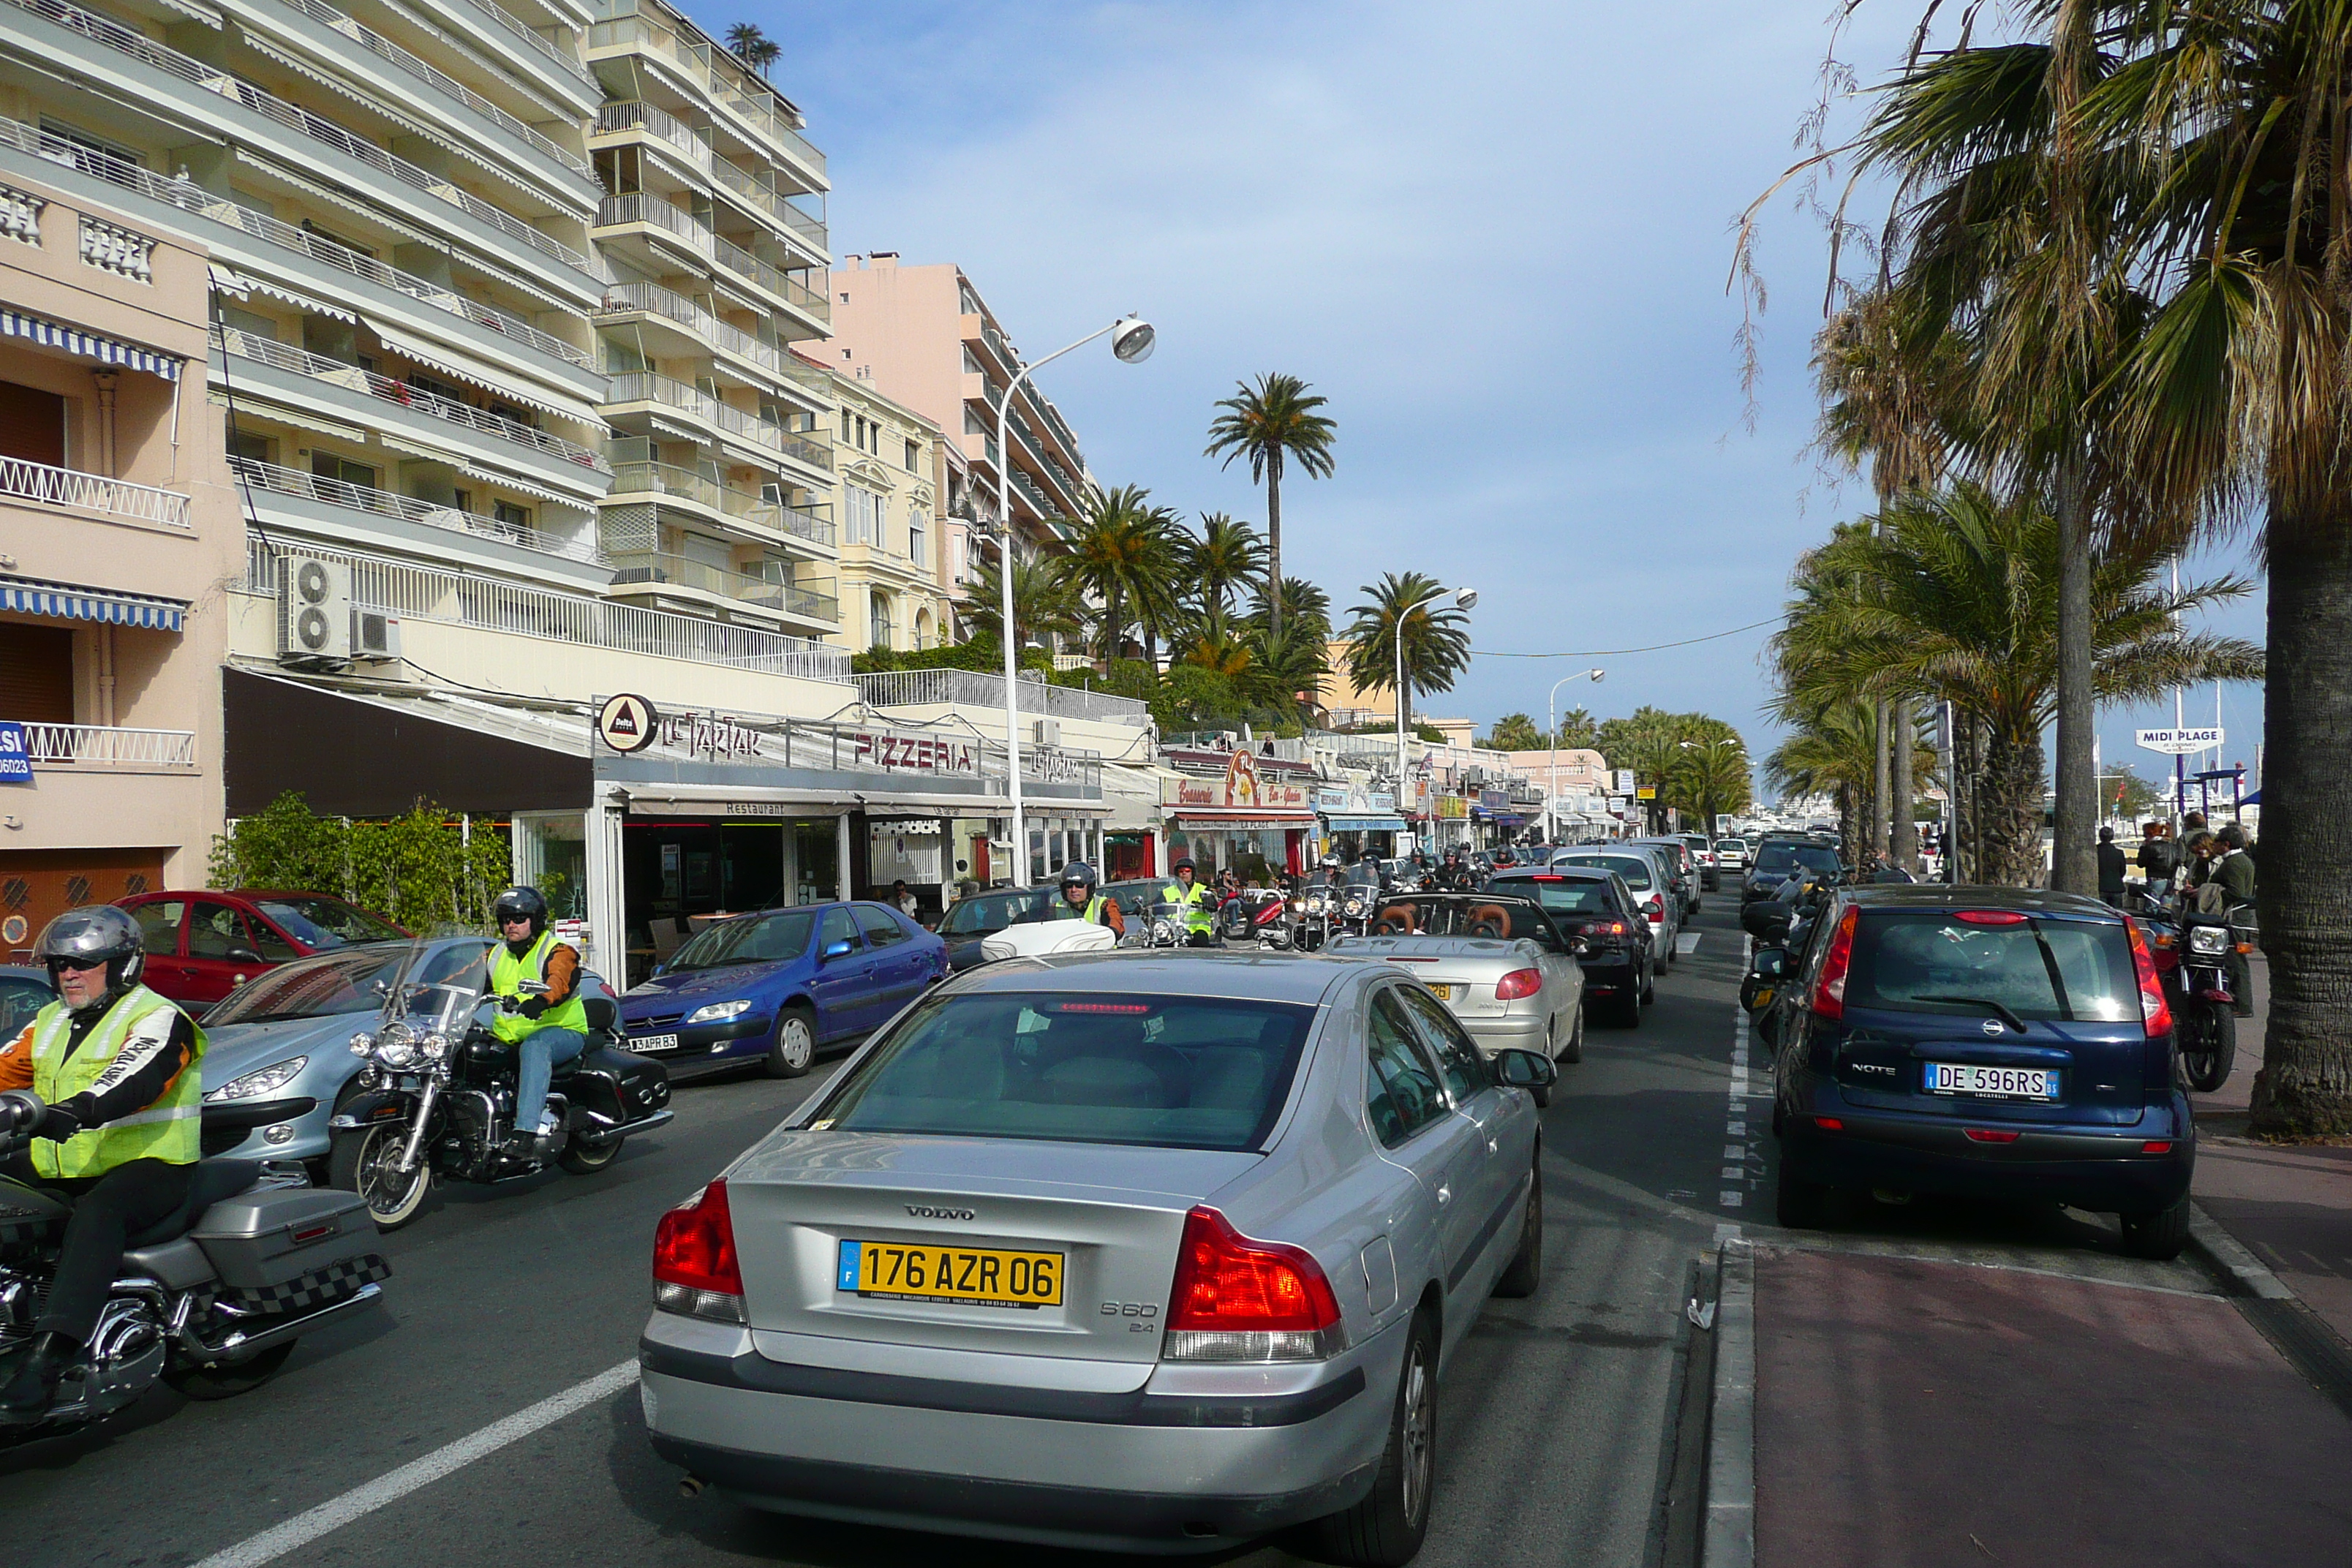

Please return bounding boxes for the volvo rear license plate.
[837,1240,1063,1309]
[1926,1063,2058,1100]
[626,1033,679,1053]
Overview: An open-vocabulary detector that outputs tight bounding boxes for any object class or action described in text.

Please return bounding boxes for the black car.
[1759,885,2194,1259]
[1743,838,1843,903]
[934,888,1052,972]
[1488,867,1656,1027]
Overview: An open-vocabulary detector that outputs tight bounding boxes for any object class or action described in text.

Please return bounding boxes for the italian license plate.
[837,1239,1064,1309]
[1425,983,1455,1000]
[1925,1062,2059,1100]
[626,1033,679,1053]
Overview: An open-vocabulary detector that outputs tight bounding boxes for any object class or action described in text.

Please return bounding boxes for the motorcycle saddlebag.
[572,1045,672,1121]
[190,1187,388,1308]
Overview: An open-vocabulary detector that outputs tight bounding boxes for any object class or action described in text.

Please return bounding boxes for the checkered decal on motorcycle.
[225,1253,391,1314]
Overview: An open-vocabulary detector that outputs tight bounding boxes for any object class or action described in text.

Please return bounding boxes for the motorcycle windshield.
[376,940,490,1043]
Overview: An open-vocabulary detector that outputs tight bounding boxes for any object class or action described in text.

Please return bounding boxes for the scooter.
[1217,888,1295,950]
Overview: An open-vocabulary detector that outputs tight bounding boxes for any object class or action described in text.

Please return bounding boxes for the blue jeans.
[516,1027,585,1134]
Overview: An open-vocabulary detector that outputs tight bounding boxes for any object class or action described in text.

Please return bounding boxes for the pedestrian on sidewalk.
[2209,825,2258,1018]
[2137,821,2177,893]
[2097,826,2127,907]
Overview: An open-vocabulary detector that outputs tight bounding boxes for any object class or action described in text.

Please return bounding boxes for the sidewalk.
[1751,1245,2352,1568]
[2187,954,2352,1344]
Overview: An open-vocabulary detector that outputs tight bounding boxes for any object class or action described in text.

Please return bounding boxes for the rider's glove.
[517,997,548,1021]
[31,1102,81,1143]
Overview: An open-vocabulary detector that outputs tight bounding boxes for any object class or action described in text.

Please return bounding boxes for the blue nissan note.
[1763,886,2194,1259]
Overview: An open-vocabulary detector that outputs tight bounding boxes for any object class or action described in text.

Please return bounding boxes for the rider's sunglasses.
[50,957,106,973]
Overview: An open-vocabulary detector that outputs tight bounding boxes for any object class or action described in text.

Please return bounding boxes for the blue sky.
[727,0,2269,799]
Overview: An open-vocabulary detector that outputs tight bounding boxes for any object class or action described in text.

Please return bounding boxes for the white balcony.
[0,456,191,529]
[12,723,198,771]
[231,456,613,588]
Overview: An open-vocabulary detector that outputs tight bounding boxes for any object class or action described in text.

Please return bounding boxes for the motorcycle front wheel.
[330,1122,433,1229]
[2179,1004,2238,1093]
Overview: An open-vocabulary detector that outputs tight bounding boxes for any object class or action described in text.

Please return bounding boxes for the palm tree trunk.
[1891,702,1917,870]
[2050,457,2097,896]
[1872,698,1892,868]
[1983,727,2048,888]
[2247,522,2352,1136]
[1264,451,1284,644]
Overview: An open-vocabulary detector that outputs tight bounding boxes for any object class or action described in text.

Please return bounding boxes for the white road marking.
[1719,1191,1744,1207]
[189,1359,641,1568]
[1677,932,1702,956]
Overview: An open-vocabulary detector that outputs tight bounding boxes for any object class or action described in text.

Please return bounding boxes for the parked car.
[1632,838,1701,916]
[1743,839,1844,905]
[1762,885,2194,1259]
[116,890,408,1009]
[1488,867,1656,1026]
[1676,833,1720,892]
[936,889,1054,973]
[1329,891,1589,1067]
[195,937,617,1174]
[638,949,1556,1558]
[1555,845,1682,965]
[0,963,55,1040]
[1715,837,1752,875]
[618,901,946,1079]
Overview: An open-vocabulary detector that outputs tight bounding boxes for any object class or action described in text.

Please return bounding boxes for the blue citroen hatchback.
[618,902,947,1079]
[1763,886,2194,1258]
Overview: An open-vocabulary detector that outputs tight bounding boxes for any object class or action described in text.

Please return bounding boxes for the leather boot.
[0,1332,78,1422]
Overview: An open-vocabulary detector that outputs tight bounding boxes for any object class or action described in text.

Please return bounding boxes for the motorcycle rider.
[0,906,204,1420]
[1050,862,1125,936]
[1159,856,1215,943]
[489,886,587,1156]
[2208,824,2258,1018]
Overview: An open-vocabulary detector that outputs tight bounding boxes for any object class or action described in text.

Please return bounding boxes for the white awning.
[232,150,437,252]
[212,390,368,444]
[227,267,358,323]
[208,265,254,299]
[366,319,606,427]
[380,431,461,463]
[461,460,603,508]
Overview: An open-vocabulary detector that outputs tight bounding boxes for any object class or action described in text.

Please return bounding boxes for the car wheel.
[1775,1149,1830,1230]
[1556,1003,1584,1065]
[2119,1195,2191,1261]
[1616,986,1644,1028]
[1307,1308,1438,1567]
[1493,1161,1544,1298]
[1641,963,1657,1006]
[765,1003,816,1079]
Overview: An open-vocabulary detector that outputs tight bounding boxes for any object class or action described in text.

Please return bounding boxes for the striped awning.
[0,311,181,380]
[1,576,186,630]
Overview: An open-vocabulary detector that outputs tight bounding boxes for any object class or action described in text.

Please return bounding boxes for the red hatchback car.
[114,890,409,1009]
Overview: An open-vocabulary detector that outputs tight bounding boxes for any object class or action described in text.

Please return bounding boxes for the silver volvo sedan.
[637,951,1556,1564]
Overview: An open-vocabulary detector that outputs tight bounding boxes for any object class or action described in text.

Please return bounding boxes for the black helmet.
[493,886,549,938]
[35,905,144,1008]
[1171,856,1195,875]
[1058,862,1098,894]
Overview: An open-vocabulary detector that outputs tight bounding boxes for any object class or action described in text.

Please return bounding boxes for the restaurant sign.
[1162,751,1311,810]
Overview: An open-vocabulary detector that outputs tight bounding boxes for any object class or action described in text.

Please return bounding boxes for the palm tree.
[1340,572,1472,738]
[1245,576,1332,641]
[724,22,778,78]
[1062,485,1184,664]
[963,549,1083,657]
[1765,704,1883,870]
[1185,513,1266,624]
[1204,374,1336,643]
[1776,483,2261,886]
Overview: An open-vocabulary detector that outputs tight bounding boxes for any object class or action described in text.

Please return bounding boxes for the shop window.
[0,379,66,467]
[0,622,75,725]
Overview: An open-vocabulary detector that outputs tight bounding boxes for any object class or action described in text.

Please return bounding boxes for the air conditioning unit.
[1032,717,1061,747]
[352,608,402,660]
[276,555,352,663]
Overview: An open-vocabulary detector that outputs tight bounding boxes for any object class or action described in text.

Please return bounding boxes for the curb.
[2187,1200,2352,1425]
[2185,1201,2292,1300]
[1701,1241,1754,1568]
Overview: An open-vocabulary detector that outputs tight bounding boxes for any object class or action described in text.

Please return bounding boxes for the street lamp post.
[992,314,1154,885]
[1545,668,1606,843]
[1395,584,1476,853]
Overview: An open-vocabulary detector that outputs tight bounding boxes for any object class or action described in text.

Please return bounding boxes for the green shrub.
[211,791,512,933]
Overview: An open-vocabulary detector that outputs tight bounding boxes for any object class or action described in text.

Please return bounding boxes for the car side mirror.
[821,938,857,962]
[1750,948,1787,980]
[227,948,263,965]
[1492,1048,1558,1090]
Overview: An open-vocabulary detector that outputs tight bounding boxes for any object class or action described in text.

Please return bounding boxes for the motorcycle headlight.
[349,1032,375,1058]
[420,1032,451,1062]
[2188,926,2229,955]
[204,1057,308,1104]
[686,999,755,1025]
[1290,900,1305,913]
[1345,895,1366,916]
[377,1039,416,1069]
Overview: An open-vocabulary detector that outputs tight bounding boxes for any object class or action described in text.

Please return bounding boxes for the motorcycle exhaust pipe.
[679,1474,706,1499]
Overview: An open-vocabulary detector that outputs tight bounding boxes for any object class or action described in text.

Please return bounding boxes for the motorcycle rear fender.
[328,1088,419,1132]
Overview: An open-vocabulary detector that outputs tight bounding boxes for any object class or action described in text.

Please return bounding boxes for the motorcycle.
[329,942,674,1229]
[2137,896,2247,1093]
[1217,887,1295,950]
[1125,899,1210,950]
[0,1105,388,1440]
[1292,887,1333,951]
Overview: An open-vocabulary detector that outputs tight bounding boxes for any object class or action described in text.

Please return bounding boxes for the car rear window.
[1559,853,1651,890]
[1496,877,1614,919]
[1844,912,2140,1024]
[255,897,404,949]
[810,992,1316,1152]
[1755,845,1839,875]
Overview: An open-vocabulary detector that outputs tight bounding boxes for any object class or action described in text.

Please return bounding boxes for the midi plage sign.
[2136,727,2224,756]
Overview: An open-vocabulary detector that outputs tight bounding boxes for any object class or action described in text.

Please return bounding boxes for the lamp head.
[1447,587,1478,611]
[1112,317,1156,363]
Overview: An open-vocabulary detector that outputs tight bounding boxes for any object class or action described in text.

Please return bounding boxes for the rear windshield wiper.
[1912,995,2029,1033]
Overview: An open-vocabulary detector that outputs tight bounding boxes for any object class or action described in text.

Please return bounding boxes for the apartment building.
[825,254,1095,568]
[584,0,840,641]
[0,171,239,957]
[817,358,952,653]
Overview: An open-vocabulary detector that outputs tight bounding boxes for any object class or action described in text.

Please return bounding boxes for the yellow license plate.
[837,1240,1064,1309]
[1426,983,1455,1000]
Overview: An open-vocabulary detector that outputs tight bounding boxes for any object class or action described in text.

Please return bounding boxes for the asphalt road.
[0,902,1777,1568]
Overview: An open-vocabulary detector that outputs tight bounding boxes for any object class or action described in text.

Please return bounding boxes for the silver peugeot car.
[638,951,1556,1563]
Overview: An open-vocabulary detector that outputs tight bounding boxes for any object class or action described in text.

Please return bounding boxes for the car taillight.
[1496,968,1543,1001]
[1643,895,1664,922]
[2125,917,2172,1039]
[1811,907,1859,1019]
[653,1178,745,1323]
[1164,1205,1343,1362]
[1955,910,2029,926]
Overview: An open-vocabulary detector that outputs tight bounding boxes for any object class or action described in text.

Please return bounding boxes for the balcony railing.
[12,722,197,769]
[0,455,190,527]
[606,459,837,546]
[710,160,829,263]
[606,371,783,451]
[5,0,593,274]
[453,0,593,87]
[712,231,826,318]
[2,118,594,369]
[595,280,778,373]
[851,668,1153,728]
[595,99,709,170]
[232,456,608,565]
[587,6,827,179]
[214,326,608,470]
[608,551,837,622]
[597,189,710,252]
[271,0,593,178]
